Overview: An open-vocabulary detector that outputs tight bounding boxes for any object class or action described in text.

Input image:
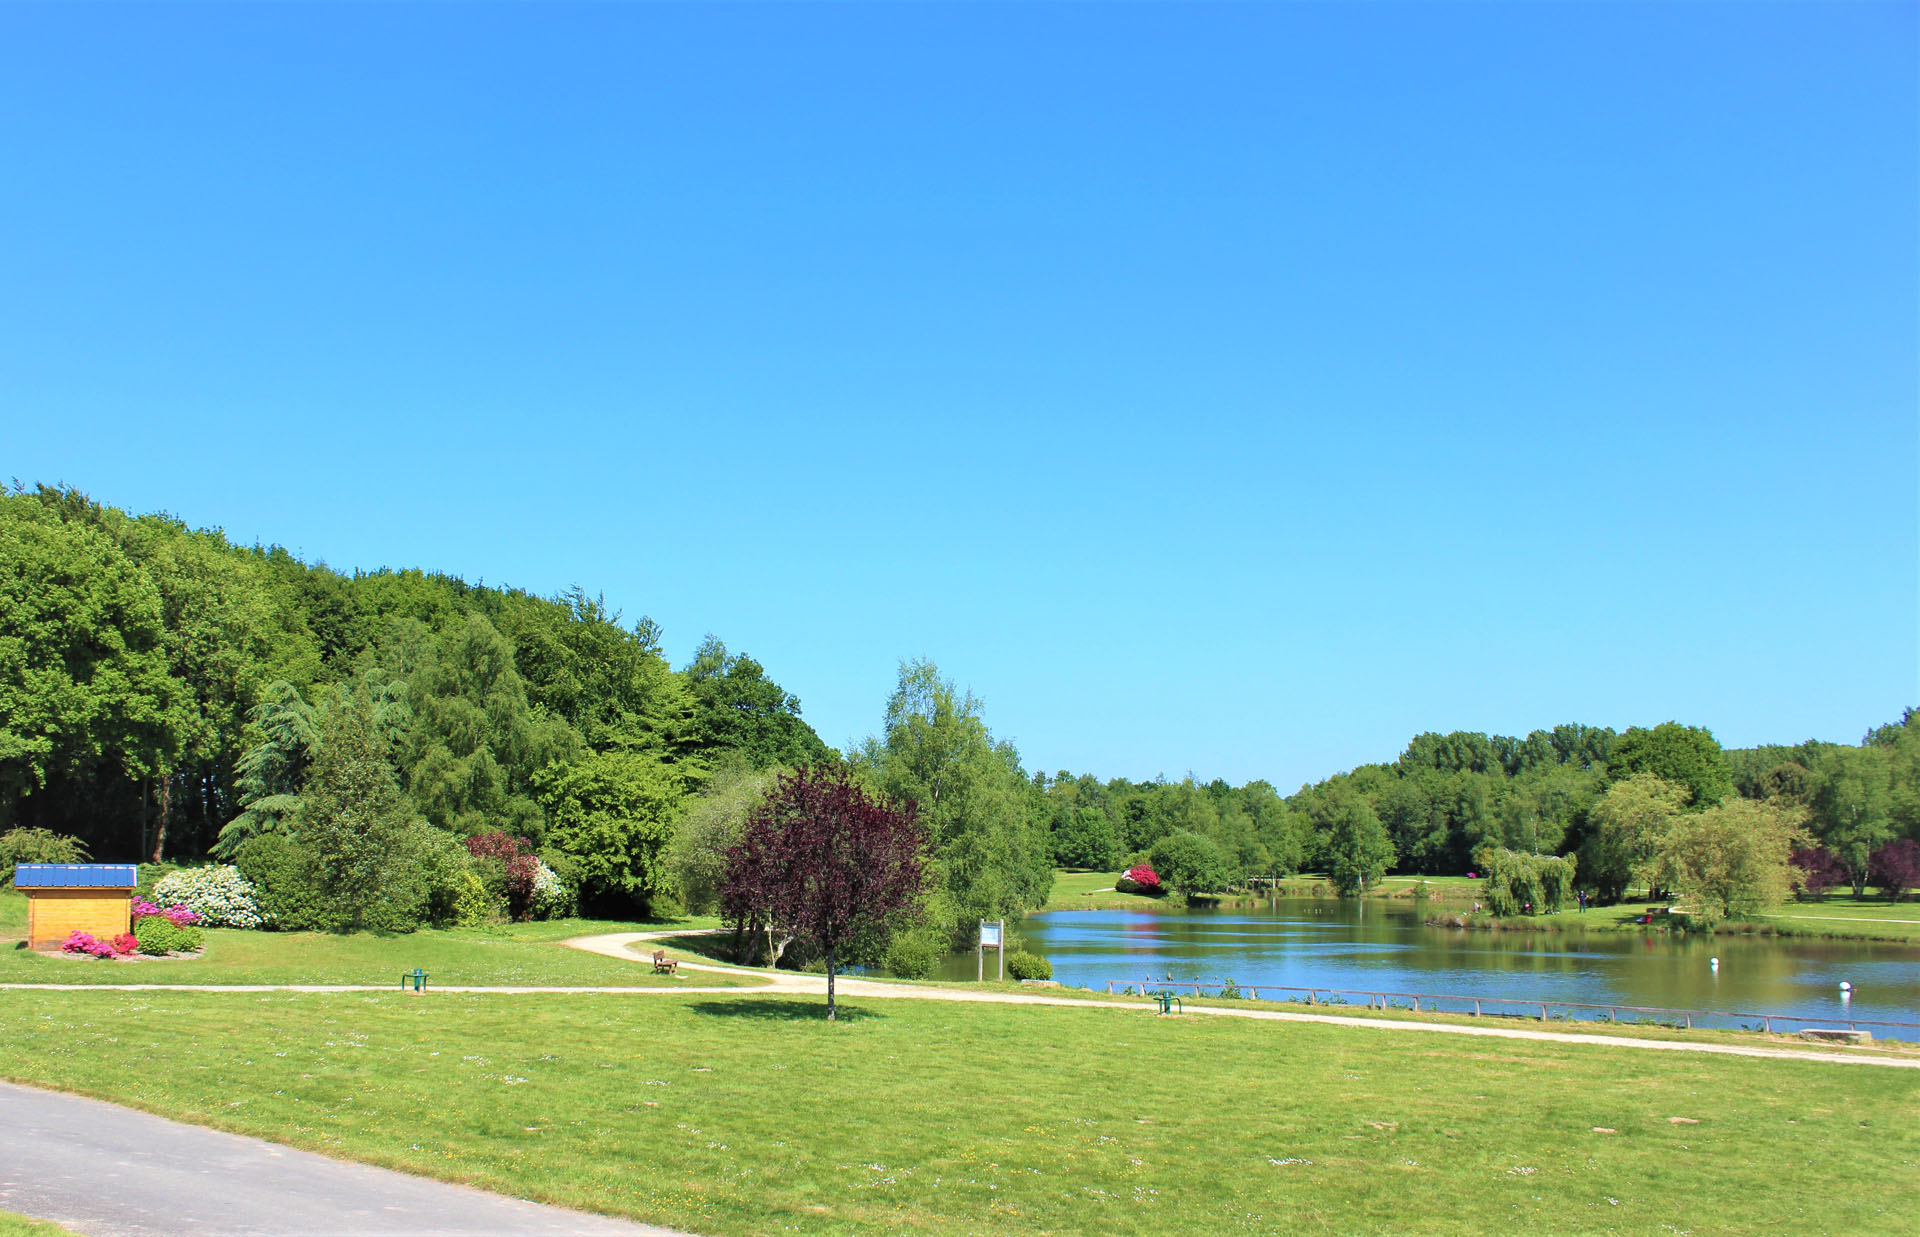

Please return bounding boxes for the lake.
[935,899,1920,1039]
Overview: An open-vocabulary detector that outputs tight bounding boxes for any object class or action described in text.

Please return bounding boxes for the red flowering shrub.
[466,831,539,920]
[61,930,134,958]
[1116,864,1163,895]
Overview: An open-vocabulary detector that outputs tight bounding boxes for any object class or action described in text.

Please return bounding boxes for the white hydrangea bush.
[152,865,270,929]
[527,860,576,920]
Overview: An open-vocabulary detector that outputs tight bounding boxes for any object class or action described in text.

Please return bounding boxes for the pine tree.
[295,687,425,930]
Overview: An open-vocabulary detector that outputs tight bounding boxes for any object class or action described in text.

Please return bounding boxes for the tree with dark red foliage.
[722,765,926,1020]
[1790,846,1846,901]
[1869,839,1920,902]
[467,830,539,920]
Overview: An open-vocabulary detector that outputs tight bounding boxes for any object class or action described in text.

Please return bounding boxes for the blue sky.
[4,3,1914,789]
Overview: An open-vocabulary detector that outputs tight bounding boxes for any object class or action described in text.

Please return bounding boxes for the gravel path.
[0,1080,692,1237]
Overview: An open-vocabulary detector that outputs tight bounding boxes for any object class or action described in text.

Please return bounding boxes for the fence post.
[1473,999,1481,1017]
[1411,997,1419,1012]
[1540,1004,1548,1022]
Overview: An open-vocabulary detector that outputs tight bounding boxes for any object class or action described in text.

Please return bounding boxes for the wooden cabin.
[14,864,139,950]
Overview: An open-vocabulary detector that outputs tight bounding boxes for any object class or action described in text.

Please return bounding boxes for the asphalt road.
[0,1081,694,1237]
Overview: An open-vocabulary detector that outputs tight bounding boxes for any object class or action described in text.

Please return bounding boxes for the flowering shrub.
[1116,864,1163,896]
[527,859,576,920]
[131,898,202,927]
[62,930,135,959]
[466,831,540,920]
[152,866,268,928]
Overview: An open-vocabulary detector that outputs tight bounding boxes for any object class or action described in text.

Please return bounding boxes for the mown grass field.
[0,898,744,988]
[0,1211,79,1237]
[2,989,1913,1236]
[1753,897,1920,943]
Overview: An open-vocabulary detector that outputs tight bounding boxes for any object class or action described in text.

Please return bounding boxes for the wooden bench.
[651,950,679,976]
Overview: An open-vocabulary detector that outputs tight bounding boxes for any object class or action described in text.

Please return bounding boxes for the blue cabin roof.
[13,863,139,889]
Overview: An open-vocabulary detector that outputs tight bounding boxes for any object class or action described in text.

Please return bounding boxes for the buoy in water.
[1710,957,1719,968]
[1839,981,1853,991]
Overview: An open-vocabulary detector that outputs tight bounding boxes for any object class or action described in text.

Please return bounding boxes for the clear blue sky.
[4,3,1914,790]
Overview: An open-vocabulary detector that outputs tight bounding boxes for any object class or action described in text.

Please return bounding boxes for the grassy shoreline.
[1424,899,1920,944]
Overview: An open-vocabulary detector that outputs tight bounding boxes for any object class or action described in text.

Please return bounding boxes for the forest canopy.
[4,484,1914,932]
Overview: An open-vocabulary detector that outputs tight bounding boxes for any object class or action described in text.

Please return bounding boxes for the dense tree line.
[0,485,829,917]
[1031,714,1920,908]
[6,484,1912,935]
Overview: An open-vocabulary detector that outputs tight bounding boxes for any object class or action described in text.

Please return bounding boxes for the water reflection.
[932,899,1920,1037]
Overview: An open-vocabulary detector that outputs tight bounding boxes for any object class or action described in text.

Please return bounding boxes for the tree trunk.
[151,775,172,864]
[826,951,837,1021]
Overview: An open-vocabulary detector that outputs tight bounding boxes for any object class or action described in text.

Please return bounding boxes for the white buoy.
[1709,957,1719,968]
[1839,981,1853,991]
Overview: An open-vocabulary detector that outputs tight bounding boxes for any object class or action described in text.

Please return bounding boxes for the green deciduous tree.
[1658,798,1806,921]
[667,758,779,915]
[1607,722,1731,808]
[1049,805,1121,870]
[857,659,1050,938]
[684,636,833,769]
[1582,773,1689,903]
[1808,745,1899,898]
[535,749,683,914]
[0,490,181,847]
[1323,796,1394,897]
[1147,830,1235,900]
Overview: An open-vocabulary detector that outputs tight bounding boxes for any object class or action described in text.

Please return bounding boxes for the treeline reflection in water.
[929,899,1920,1037]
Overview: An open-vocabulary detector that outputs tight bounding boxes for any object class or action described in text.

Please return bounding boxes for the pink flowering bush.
[62,930,135,959]
[1116,864,1164,896]
[466,831,540,921]
[130,898,202,927]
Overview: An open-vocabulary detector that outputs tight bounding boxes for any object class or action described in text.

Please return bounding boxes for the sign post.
[978,918,1005,982]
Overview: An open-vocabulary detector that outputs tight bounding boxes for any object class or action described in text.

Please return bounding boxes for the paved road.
[0,1081,693,1237]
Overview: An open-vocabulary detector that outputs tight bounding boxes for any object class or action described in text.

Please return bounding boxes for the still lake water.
[935,899,1920,1038]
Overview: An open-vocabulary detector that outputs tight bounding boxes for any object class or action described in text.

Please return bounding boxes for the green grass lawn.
[1041,870,1170,911]
[0,915,751,988]
[0,1212,82,1237]
[2,989,1912,1236]
[1752,897,1920,943]
[0,889,25,932]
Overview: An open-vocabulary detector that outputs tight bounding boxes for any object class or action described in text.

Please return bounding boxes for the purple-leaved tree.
[721,765,926,1020]
[1869,839,1920,902]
